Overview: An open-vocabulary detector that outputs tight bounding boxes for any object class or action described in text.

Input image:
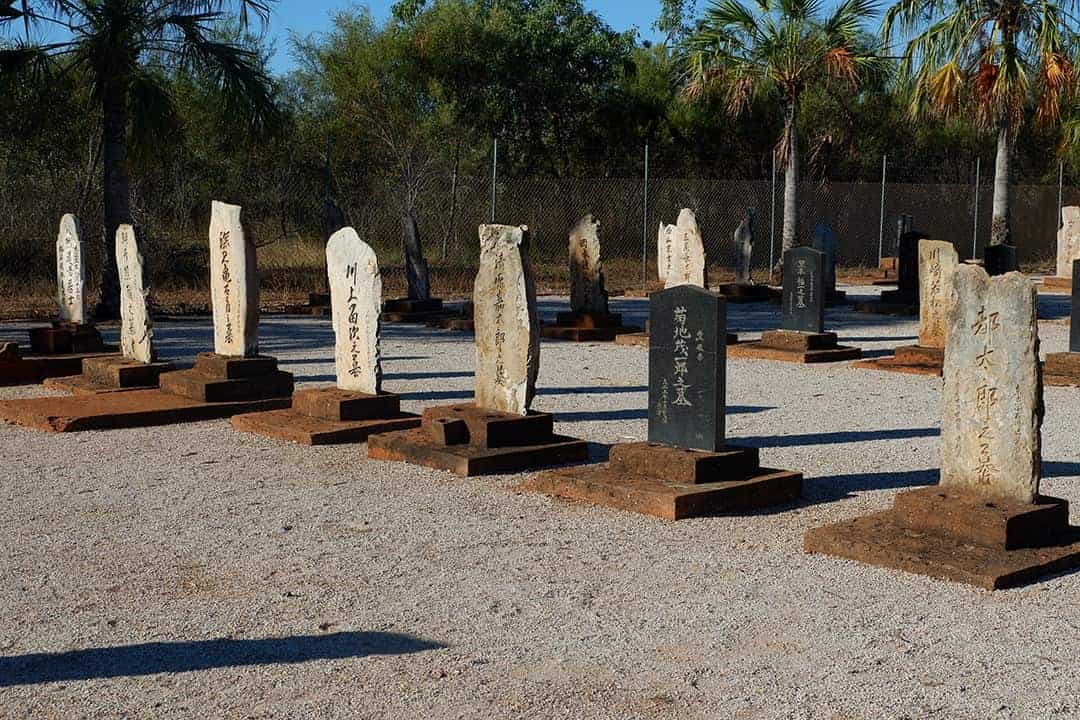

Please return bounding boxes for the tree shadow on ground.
[0,631,445,687]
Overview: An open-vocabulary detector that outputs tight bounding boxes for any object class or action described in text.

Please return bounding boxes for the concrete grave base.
[1044,351,1080,387]
[852,344,944,377]
[44,356,176,394]
[0,350,120,387]
[728,330,861,363]
[805,486,1080,590]
[159,353,293,402]
[521,442,802,520]
[540,311,640,342]
[232,387,420,445]
[713,282,781,303]
[381,298,447,323]
[1040,276,1073,293]
[28,321,109,354]
[367,403,588,477]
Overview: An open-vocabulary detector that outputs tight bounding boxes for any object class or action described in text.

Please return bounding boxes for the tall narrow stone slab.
[811,222,837,294]
[208,201,259,357]
[56,214,86,323]
[116,225,155,364]
[781,247,824,334]
[402,213,431,302]
[941,268,1040,504]
[327,227,382,394]
[569,214,608,314]
[474,225,539,415]
[657,223,673,282]
[664,209,706,289]
[734,210,754,284]
[648,285,726,452]
[917,240,960,349]
[1057,206,1080,278]
[1071,261,1080,353]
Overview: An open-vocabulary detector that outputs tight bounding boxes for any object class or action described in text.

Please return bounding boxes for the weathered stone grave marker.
[665,209,706,289]
[523,284,802,519]
[715,209,780,303]
[1043,259,1080,386]
[808,267,1080,589]
[382,213,447,322]
[368,224,587,476]
[1045,206,1080,291]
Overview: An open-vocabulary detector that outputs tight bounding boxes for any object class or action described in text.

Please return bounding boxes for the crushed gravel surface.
[1,286,1078,719]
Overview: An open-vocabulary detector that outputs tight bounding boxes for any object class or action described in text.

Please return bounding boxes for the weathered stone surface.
[781,247,824,334]
[1057,206,1080,278]
[402,213,431,302]
[657,222,673,281]
[115,224,155,364]
[734,209,754,284]
[208,201,259,357]
[811,221,837,293]
[569,214,608,314]
[941,267,1041,504]
[665,209,706,288]
[1071,260,1080,353]
[56,214,85,323]
[474,224,539,415]
[327,227,382,394]
[917,239,959,349]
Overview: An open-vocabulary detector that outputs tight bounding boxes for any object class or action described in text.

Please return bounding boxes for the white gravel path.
[1,285,1078,719]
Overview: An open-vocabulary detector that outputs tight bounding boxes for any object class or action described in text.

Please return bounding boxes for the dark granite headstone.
[1071,260,1080,353]
[734,209,754,284]
[402,213,431,301]
[781,247,825,333]
[648,285,726,452]
[896,230,926,298]
[894,214,913,256]
[984,243,1018,276]
[812,221,837,293]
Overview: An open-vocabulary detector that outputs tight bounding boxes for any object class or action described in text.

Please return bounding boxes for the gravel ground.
[1,285,1079,720]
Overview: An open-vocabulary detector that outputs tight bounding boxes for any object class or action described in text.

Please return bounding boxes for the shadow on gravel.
[0,631,446,686]
[555,404,774,423]
[804,468,939,502]
[730,427,940,448]
[1043,461,1080,479]
[399,385,649,403]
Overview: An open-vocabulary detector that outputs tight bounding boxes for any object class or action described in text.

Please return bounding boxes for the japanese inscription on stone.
[208,200,259,357]
[781,247,824,334]
[917,239,959,349]
[327,227,382,394]
[941,267,1041,504]
[56,214,85,323]
[664,209,706,289]
[569,214,608,314]
[115,224,155,363]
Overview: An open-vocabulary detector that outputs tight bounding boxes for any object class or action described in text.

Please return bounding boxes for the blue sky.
[268,0,665,73]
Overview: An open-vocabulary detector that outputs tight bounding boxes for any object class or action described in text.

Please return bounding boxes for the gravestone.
[1057,206,1080,279]
[115,225,155,364]
[1039,259,1080,387]
[734,209,754,284]
[895,214,913,255]
[657,222,674,282]
[984,243,1018,276]
[1072,261,1080,353]
[941,267,1040,504]
[474,224,540,415]
[56,214,86,324]
[811,221,837,294]
[917,239,960,349]
[569,214,608,314]
[402,213,431,302]
[647,285,726,452]
[208,200,259,357]
[665,209,706,288]
[327,227,382,395]
[781,247,824,334]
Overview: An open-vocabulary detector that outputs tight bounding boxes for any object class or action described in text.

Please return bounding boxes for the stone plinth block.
[29,322,110,355]
[381,298,446,323]
[852,345,944,377]
[158,353,293,403]
[0,349,120,387]
[1041,275,1073,292]
[232,388,419,445]
[44,356,175,394]
[367,403,588,477]
[728,330,860,364]
[521,441,802,520]
[805,487,1080,590]
[1044,351,1080,387]
[540,311,640,342]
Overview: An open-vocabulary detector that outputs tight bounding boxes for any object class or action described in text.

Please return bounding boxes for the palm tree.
[683,0,884,259]
[1,0,279,317]
[883,0,1077,246]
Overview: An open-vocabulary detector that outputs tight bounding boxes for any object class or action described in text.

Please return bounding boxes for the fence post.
[641,143,649,286]
[877,154,886,266]
[768,149,776,283]
[490,138,498,223]
[972,156,980,259]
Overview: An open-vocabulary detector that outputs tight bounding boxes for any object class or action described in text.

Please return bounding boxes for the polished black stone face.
[897,230,927,295]
[984,244,1018,276]
[1071,260,1080,353]
[647,285,726,452]
[781,247,825,333]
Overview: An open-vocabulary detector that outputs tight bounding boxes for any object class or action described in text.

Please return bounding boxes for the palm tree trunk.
[781,101,799,256]
[990,120,1011,246]
[96,84,130,319]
